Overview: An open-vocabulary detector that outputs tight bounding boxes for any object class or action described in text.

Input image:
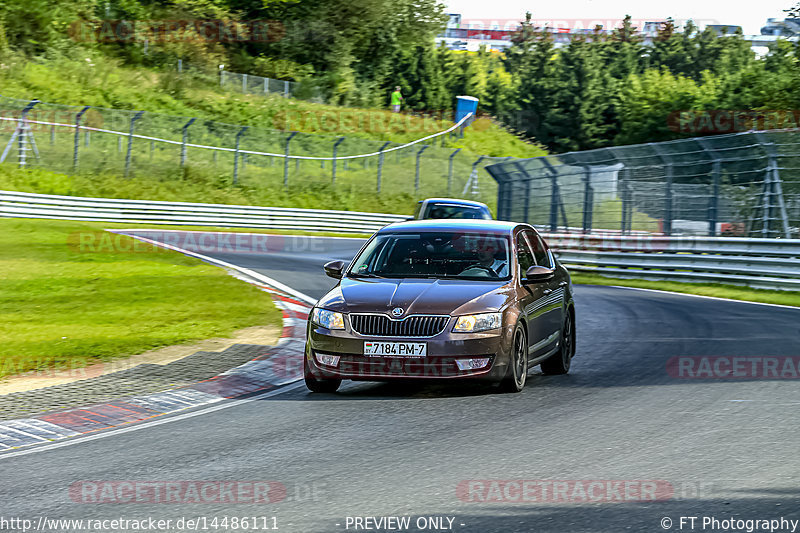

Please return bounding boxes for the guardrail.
[3,190,799,290]
[0,190,409,233]
[543,233,800,291]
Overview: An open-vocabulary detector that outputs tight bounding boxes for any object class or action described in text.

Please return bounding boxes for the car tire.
[541,310,574,375]
[304,358,342,393]
[500,324,528,393]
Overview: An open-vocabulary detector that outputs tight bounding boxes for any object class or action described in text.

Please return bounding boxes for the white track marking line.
[0,230,315,459]
[109,231,317,305]
[0,381,306,461]
[605,285,800,311]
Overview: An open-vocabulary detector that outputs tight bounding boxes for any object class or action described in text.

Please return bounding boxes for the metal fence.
[218,69,322,102]
[0,190,408,233]
[486,131,800,238]
[545,233,800,291]
[3,190,799,290]
[0,96,505,206]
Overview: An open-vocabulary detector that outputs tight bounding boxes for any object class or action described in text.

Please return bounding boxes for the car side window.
[525,231,552,268]
[516,233,534,276]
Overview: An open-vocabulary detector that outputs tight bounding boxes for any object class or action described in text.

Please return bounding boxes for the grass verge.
[571,272,800,308]
[0,218,282,379]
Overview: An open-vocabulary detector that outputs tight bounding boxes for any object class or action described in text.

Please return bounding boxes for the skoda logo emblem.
[391,307,404,317]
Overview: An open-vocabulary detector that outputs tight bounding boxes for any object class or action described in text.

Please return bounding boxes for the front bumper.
[305,321,512,381]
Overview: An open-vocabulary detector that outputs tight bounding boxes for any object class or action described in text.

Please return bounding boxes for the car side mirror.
[524,265,555,283]
[323,260,346,279]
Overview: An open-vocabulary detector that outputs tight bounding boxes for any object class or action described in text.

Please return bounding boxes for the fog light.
[315,353,341,367]
[455,358,490,371]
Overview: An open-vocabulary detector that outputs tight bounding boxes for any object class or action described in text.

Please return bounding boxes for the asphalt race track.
[2,231,800,533]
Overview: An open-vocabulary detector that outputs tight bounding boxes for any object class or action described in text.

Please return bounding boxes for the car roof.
[419,198,489,209]
[380,219,521,234]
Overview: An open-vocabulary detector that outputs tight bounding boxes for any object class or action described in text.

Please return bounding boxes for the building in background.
[436,14,793,52]
[760,18,800,36]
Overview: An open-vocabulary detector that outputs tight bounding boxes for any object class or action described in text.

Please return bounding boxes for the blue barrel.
[455,95,479,124]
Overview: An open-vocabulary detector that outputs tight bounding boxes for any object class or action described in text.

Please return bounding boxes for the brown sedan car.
[304,219,575,393]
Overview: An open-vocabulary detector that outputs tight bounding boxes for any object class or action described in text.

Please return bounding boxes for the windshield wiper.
[347,272,386,279]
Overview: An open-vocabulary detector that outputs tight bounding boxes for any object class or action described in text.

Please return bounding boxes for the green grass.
[0,217,282,379]
[571,272,800,308]
[0,55,546,158]
[0,54,548,215]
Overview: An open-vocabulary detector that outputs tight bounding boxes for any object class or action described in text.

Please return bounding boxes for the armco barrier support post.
[284,131,298,187]
[332,137,344,184]
[180,117,196,169]
[264,78,268,94]
[242,73,248,93]
[73,105,90,172]
[377,141,391,193]
[284,81,289,97]
[233,126,248,185]
[124,111,145,179]
[447,148,461,196]
[415,145,429,193]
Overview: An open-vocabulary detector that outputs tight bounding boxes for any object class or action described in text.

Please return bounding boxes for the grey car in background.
[414,198,493,220]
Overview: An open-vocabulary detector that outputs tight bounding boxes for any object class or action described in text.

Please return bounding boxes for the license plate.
[364,342,427,357]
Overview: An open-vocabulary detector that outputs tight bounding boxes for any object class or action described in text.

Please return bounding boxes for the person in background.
[390,86,404,112]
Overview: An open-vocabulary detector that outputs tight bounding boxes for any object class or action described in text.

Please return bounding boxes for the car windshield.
[347,231,511,280]
[425,203,490,219]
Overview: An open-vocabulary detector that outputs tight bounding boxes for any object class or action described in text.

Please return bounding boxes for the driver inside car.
[460,243,508,277]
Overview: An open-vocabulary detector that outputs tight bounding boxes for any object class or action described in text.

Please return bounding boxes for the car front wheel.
[541,311,573,375]
[500,324,528,392]
[304,358,342,393]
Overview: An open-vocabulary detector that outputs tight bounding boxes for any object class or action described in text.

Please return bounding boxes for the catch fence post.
[72,106,90,172]
[124,110,144,178]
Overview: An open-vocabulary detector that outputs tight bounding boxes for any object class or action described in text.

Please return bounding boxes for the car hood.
[316,277,513,316]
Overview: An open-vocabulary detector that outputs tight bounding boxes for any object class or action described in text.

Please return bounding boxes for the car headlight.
[452,312,501,333]
[311,308,345,330]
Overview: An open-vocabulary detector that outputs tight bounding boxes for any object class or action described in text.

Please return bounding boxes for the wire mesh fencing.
[0,96,503,208]
[486,131,800,238]
[218,69,323,103]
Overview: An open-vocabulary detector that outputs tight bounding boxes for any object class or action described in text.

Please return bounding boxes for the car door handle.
[542,289,553,295]
[559,281,568,287]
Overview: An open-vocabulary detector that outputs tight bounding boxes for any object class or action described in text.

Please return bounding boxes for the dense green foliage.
[2,1,800,153]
